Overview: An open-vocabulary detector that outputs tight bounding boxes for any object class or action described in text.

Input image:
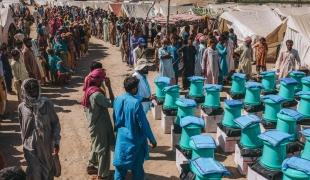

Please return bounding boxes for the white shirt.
[133,72,151,113]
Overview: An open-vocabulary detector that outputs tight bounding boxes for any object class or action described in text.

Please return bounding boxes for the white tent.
[278,14,310,68]
[0,7,16,44]
[122,2,155,18]
[219,8,285,61]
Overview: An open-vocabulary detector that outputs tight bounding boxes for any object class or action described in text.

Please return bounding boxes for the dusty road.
[0,37,245,180]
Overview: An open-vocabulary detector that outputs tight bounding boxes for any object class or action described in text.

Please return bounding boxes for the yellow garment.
[14,80,22,102]
[10,60,29,82]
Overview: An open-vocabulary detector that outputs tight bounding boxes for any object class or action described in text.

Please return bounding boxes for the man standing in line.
[113,76,157,180]
[276,39,301,78]
[132,60,152,113]
[18,78,61,179]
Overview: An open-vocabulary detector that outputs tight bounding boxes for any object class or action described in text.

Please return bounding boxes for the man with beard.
[18,78,61,179]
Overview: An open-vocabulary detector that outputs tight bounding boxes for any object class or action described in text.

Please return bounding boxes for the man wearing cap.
[133,38,145,67]
[132,59,152,113]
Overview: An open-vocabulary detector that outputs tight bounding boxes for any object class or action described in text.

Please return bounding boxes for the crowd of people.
[0,2,305,180]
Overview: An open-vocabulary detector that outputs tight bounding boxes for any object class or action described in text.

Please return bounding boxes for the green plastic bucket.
[296,91,310,119]
[244,82,263,106]
[301,76,310,91]
[231,73,246,95]
[189,135,216,159]
[289,71,306,92]
[154,76,170,102]
[259,141,287,170]
[175,98,196,125]
[203,84,222,108]
[282,167,309,180]
[240,124,263,149]
[163,85,180,110]
[276,109,303,140]
[189,76,205,98]
[262,95,285,123]
[222,100,243,128]
[301,129,310,160]
[260,71,276,92]
[180,124,202,150]
[278,78,298,101]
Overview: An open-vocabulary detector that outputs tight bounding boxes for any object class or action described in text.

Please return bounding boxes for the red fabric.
[81,69,106,107]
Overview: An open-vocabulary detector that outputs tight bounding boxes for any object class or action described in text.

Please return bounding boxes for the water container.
[301,129,310,160]
[258,130,292,170]
[188,76,205,98]
[262,95,285,123]
[278,78,298,101]
[221,100,243,128]
[175,98,197,125]
[244,82,263,106]
[163,85,180,110]
[276,108,304,140]
[154,76,170,102]
[189,134,216,159]
[296,91,310,119]
[179,116,204,150]
[230,73,246,95]
[260,71,276,92]
[289,71,306,92]
[203,84,222,109]
[234,115,262,149]
[301,76,310,92]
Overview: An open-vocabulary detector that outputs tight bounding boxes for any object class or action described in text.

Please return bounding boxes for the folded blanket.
[282,156,310,175]
[188,76,205,82]
[301,128,310,137]
[280,78,298,85]
[246,81,263,89]
[262,95,286,103]
[258,130,292,147]
[163,85,179,92]
[180,116,205,128]
[224,99,243,107]
[204,84,223,91]
[232,73,246,80]
[233,115,261,129]
[176,98,197,108]
[279,108,304,122]
[190,135,216,149]
[191,157,230,176]
[154,76,171,84]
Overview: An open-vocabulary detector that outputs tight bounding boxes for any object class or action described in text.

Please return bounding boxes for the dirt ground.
[0,36,247,179]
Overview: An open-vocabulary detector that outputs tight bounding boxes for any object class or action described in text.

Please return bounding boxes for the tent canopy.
[122,2,155,19]
[219,8,283,43]
[109,3,122,17]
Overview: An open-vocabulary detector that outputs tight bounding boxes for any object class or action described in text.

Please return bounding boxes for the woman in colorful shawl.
[216,34,228,84]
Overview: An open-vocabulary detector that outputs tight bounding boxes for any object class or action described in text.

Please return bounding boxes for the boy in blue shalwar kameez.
[113,76,157,180]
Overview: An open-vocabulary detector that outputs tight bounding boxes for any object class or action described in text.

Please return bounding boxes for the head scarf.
[21,79,49,136]
[82,68,106,107]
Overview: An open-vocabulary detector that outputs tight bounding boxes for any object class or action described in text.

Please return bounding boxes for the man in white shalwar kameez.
[276,40,301,78]
[132,60,152,113]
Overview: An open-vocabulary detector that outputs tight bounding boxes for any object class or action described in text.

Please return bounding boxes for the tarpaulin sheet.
[122,3,155,18]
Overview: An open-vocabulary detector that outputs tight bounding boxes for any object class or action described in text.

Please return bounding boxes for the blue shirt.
[113,93,156,168]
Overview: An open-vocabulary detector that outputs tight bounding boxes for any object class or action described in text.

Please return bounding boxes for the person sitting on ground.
[56,60,72,84]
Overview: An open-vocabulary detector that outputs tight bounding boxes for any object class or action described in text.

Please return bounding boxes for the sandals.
[87,166,98,175]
